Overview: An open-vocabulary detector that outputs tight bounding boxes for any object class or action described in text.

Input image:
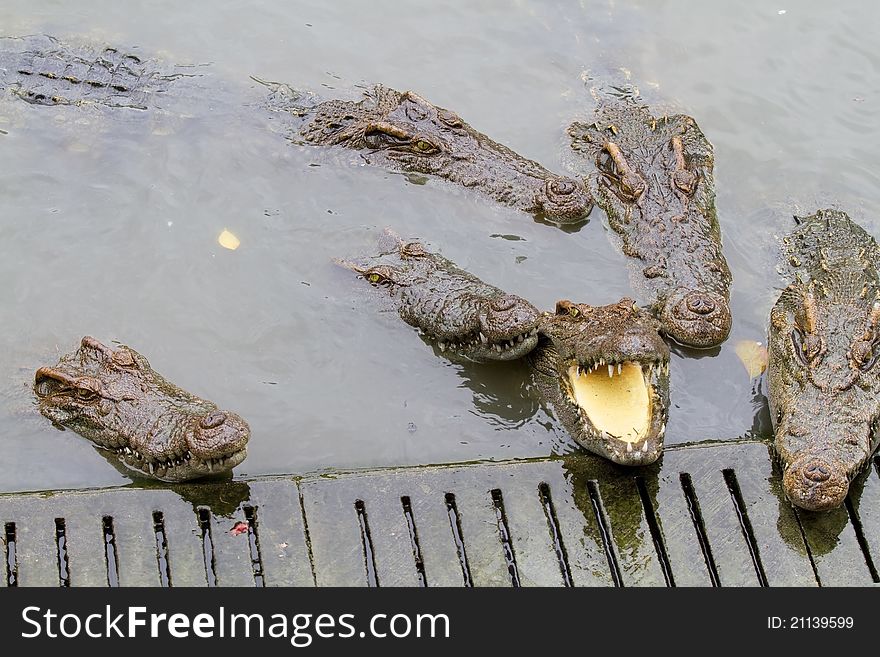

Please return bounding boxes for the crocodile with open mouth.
[566,98,732,348]
[768,209,880,511]
[34,336,250,482]
[340,232,670,465]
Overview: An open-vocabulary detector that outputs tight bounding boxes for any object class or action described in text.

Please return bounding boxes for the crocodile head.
[34,337,249,482]
[533,298,670,465]
[339,230,540,362]
[769,210,880,511]
[302,86,592,223]
[568,103,732,347]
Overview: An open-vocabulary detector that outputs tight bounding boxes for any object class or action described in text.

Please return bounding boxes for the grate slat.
[299,477,372,586]
[471,465,565,587]
[795,501,875,586]
[351,491,422,587]
[2,504,59,586]
[244,481,314,587]
[106,498,164,587]
[681,461,762,586]
[206,507,258,587]
[399,488,465,587]
[722,446,816,586]
[56,499,108,587]
[654,467,713,586]
[157,496,210,587]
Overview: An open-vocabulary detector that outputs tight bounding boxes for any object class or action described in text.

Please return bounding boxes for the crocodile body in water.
[341,232,670,465]
[768,209,880,511]
[1,35,592,223]
[262,81,593,224]
[0,34,191,110]
[566,99,732,348]
[34,337,250,482]
[338,229,540,362]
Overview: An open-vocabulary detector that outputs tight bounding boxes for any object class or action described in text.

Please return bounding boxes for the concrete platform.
[1,440,878,586]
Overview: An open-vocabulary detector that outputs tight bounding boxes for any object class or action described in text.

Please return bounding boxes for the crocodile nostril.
[802,459,832,483]
[490,295,518,312]
[685,293,716,315]
[200,412,227,430]
[546,178,578,198]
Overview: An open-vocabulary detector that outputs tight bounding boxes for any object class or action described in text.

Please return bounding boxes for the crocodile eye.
[620,175,646,201]
[75,387,99,402]
[367,273,383,284]
[852,339,880,371]
[792,329,821,365]
[412,139,439,154]
[568,307,580,318]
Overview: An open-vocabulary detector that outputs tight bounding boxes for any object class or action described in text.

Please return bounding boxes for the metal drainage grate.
[1,442,879,587]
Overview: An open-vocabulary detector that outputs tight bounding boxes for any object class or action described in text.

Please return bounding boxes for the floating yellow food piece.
[734,340,768,379]
[218,229,240,250]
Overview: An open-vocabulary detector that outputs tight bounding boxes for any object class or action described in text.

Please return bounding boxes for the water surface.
[1,0,878,492]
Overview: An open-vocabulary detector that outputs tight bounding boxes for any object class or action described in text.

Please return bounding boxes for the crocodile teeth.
[642,441,649,453]
[206,460,214,472]
[148,462,155,475]
[608,365,614,377]
[480,332,488,344]
[626,442,633,453]
[618,363,622,375]
[439,342,446,352]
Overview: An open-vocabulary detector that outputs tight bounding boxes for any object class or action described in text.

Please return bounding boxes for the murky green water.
[1,0,878,493]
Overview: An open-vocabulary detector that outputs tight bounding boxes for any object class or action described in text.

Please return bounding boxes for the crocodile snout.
[536,177,593,224]
[660,288,731,348]
[190,409,250,458]
[783,455,849,512]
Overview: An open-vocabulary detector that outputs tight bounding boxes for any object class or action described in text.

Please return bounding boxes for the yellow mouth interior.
[567,362,652,443]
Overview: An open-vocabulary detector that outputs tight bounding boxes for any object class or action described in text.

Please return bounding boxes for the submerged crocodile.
[768,209,880,511]
[341,232,670,465]
[261,81,593,224]
[337,229,540,362]
[0,34,593,223]
[34,337,250,482]
[0,34,191,110]
[566,99,732,348]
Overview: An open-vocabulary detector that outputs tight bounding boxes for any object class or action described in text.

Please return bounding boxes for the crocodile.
[341,232,670,465]
[531,298,670,465]
[566,99,732,348]
[34,336,250,482]
[337,229,540,362]
[2,35,593,223]
[768,209,880,511]
[262,81,593,224]
[0,34,190,110]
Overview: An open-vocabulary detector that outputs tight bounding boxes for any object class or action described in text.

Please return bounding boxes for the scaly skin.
[263,81,593,223]
[34,337,249,482]
[0,35,186,110]
[566,100,732,347]
[338,230,540,361]
[531,300,670,465]
[342,234,670,464]
[768,209,880,511]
